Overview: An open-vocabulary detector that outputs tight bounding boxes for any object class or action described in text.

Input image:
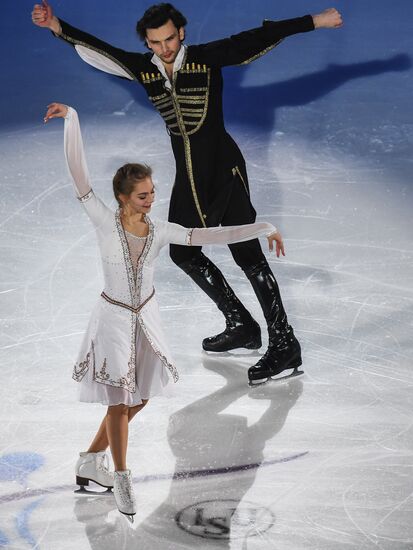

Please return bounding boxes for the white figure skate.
[75,451,114,491]
[114,470,137,521]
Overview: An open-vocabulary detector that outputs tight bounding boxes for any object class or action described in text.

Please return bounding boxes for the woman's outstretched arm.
[190,224,285,257]
[44,103,111,225]
[45,103,92,201]
[164,221,285,258]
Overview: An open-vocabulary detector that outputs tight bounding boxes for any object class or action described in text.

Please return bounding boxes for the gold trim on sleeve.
[239,39,284,65]
[59,32,138,80]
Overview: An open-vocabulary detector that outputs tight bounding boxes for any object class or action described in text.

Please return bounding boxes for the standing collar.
[150,45,187,88]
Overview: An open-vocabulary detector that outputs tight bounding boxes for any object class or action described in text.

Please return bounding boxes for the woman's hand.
[267,231,285,258]
[44,103,68,123]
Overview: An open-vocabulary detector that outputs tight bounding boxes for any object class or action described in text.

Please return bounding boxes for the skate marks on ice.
[0,364,306,548]
[0,362,306,505]
[70,361,305,548]
[0,30,412,547]
[0,448,307,505]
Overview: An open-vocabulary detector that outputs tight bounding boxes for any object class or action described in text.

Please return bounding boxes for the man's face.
[146,19,184,65]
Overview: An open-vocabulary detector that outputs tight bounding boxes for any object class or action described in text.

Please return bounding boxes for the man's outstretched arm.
[31,0,145,81]
[196,8,343,67]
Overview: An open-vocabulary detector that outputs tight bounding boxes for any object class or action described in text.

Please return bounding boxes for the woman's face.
[121,177,155,213]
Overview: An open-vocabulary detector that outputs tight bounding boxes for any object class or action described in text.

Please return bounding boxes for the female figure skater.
[44,103,284,519]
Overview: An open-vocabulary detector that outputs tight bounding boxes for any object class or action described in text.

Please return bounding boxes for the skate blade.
[270,367,304,383]
[203,349,260,357]
[249,367,304,387]
[74,486,113,496]
[120,512,135,524]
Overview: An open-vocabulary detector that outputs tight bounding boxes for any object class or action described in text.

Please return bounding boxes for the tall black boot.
[179,253,261,352]
[245,260,302,384]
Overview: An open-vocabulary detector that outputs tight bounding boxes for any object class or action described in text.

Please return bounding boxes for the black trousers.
[169,178,268,272]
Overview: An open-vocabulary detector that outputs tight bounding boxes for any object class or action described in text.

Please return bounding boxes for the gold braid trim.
[158,107,176,118]
[163,113,177,122]
[168,121,198,128]
[59,31,137,81]
[180,87,208,92]
[181,113,203,119]
[186,70,210,136]
[171,83,207,227]
[238,38,284,65]
[149,93,169,102]
[152,96,172,108]
[180,108,204,114]
[176,95,207,102]
[232,166,250,196]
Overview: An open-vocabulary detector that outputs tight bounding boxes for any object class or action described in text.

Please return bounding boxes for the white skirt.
[78,322,171,407]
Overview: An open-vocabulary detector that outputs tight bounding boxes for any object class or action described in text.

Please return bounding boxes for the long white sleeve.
[63,107,112,226]
[161,221,277,247]
[74,46,134,80]
[190,222,277,246]
[63,106,92,200]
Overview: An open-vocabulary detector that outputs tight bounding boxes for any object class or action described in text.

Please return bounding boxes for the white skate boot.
[75,451,114,489]
[114,470,136,519]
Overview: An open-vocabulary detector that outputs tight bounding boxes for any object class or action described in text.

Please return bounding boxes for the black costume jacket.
[56,16,314,228]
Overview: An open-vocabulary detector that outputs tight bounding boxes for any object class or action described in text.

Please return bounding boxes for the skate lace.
[96,453,110,474]
[119,474,133,502]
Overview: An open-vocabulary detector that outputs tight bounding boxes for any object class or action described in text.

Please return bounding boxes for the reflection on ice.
[1,0,413,544]
[0,118,412,547]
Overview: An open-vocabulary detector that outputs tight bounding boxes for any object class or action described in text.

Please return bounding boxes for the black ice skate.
[180,252,262,352]
[248,327,303,386]
[245,260,303,385]
[202,309,261,352]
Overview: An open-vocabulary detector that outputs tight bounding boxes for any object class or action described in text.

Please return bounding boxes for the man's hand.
[312,8,343,29]
[44,103,68,123]
[32,0,61,34]
[267,231,285,258]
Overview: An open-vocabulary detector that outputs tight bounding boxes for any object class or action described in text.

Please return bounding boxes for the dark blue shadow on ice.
[223,54,411,131]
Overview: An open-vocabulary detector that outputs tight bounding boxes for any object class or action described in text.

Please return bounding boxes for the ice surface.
[0,1,412,548]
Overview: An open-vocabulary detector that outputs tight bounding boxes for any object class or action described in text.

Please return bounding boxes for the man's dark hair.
[136,3,187,41]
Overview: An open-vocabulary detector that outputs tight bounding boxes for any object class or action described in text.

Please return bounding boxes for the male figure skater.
[32,2,343,384]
